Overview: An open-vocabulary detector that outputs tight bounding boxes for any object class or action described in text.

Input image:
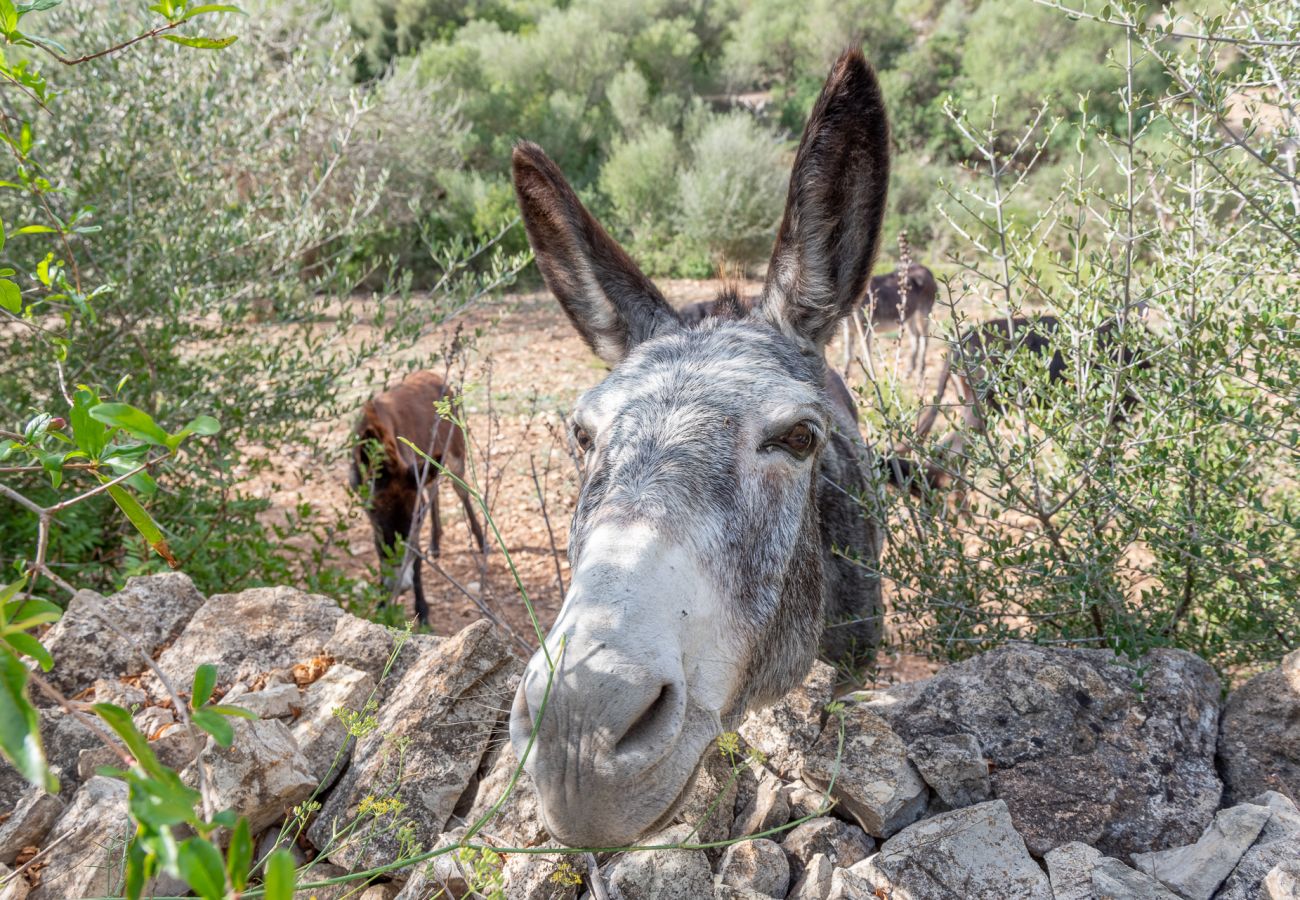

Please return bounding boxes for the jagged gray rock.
[786,852,832,900]
[674,739,740,848]
[1131,801,1271,899]
[290,663,376,789]
[855,800,1051,899]
[186,717,317,833]
[28,776,129,900]
[464,743,548,849]
[0,708,99,810]
[1266,860,1300,900]
[501,851,580,900]
[0,790,63,866]
[603,824,713,900]
[860,643,1221,859]
[1045,841,1103,900]
[801,705,927,838]
[40,573,204,700]
[310,620,519,870]
[1090,856,1180,898]
[1215,791,1300,900]
[907,732,990,809]
[730,771,790,840]
[738,661,836,780]
[226,681,302,719]
[1218,648,1300,805]
[780,817,873,883]
[717,839,788,898]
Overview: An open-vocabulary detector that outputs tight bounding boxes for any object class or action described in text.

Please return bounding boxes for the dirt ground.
[248,277,956,687]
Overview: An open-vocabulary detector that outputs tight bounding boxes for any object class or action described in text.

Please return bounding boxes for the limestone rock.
[186,717,317,833]
[28,776,130,900]
[133,704,176,739]
[226,681,302,720]
[714,886,774,899]
[1,708,99,809]
[801,706,927,838]
[40,573,203,699]
[856,800,1052,899]
[861,643,1221,858]
[0,864,28,900]
[290,664,375,789]
[1218,649,1300,804]
[717,839,789,898]
[0,790,63,866]
[730,771,790,840]
[91,678,145,710]
[1266,860,1300,900]
[907,732,990,809]
[310,620,519,870]
[786,852,833,900]
[1090,856,1180,899]
[825,865,873,900]
[603,825,713,900]
[780,817,873,883]
[1131,801,1271,900]
[738,662,836,780]
[1044,841,1103,900]
[1215,791,1300,900]
[77,726,202,782]
[784,781,832,821]
[501,851,580,900]
[673,741,739,849]
[464,743,548,849]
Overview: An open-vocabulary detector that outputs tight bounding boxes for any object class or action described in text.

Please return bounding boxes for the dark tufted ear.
[757,49,891,351]
[512,142,681,366]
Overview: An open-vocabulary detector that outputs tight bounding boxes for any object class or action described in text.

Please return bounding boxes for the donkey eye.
[768,422,817,459]
[573,423,594,454]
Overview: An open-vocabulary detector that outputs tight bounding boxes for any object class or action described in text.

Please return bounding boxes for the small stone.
[801,705,927,838]
[783,781,831,820]
[133,705,176,739]
[730,772,790,840]
[501,851,580,899]
[1091,856,1181,899]
[0,790,63,866]
[291,663,376,789]
[91,678,145,710]
[718,839,789,898]
[780,817,873,883]
[1218,648,1300,804]
[825,865,873,900]
[738,662,837,780]
[185,718,317,833]
[786,852,833,900]
[1045,841,1103,900]
[603,824,713,900]
[856,800,1052,899]
[229,682,302,720]
[1132,801,1272,900]
[0,863,30,900]
[1266,860,1300,900]
[907,733,990,809]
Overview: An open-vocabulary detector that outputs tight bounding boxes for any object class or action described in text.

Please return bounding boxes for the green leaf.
[191,707,234,747]
[263,849,296,900]
[226,817,252,892]
[3,632,53,671]
[161,33,237,49]
[177,837,226,900]
[13,224,55,235]
[124,834,152,900]
[205,703,255,719]
[186,3,242,15]
[165,414,220,451]
[3,597,62,631]
[93,702,164,777]
[70,389,106,457]
[0,0,17,32]
[191,663,216,708]
[0,279,20,314]
[0,646,56,792]
[17,0,62,12]
[89,402,170,446]
[105,484,178,567]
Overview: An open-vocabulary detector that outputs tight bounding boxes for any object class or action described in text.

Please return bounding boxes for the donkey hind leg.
[428,477,443,557]
[410,552,429,626]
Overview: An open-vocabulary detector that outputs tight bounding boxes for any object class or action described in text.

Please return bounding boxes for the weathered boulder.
[1215,791,1300,900]
[28,776,129,900]
[1045,841,1103,900]
[1266,860,1300,900]
[855,799,1052,899]
[40,573,204,700]
[738,662,836,780]
[780,817,873,883]
[860,643,1221,858]
[786,852,832,900]
[0,791,63,866]
[603,825,713,900]
[1218,648,1300,804]
[185,717,317,833]
[801,706,927,838]
[153,585,410,691]
[730,771,790,840]
[1131,801,1271,900]
[310,620,519,870]
[717,839,789,898]
[1091,856,1181,898]
[907,732,991,810]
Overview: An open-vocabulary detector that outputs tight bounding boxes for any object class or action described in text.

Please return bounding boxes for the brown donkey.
[508,49,890,847]
[351,371,486,624]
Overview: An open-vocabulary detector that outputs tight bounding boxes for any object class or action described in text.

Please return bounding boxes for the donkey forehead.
[577,322,828,431]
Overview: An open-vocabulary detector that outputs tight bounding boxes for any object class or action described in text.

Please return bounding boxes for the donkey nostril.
[614,681,682,757]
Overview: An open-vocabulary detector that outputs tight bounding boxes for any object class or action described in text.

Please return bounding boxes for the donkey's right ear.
[512,142,680,366]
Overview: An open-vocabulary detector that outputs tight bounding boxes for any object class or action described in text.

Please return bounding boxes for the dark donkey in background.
[351,371,486,624]
[508,48,890,847]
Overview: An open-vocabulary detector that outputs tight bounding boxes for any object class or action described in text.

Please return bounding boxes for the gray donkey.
[508,49,890,848]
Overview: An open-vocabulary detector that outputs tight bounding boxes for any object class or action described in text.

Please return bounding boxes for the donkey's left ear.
[512,142,680,366]
[758,49,890,350]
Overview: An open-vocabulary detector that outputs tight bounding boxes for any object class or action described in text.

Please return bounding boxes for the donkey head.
[509,49,890,847]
